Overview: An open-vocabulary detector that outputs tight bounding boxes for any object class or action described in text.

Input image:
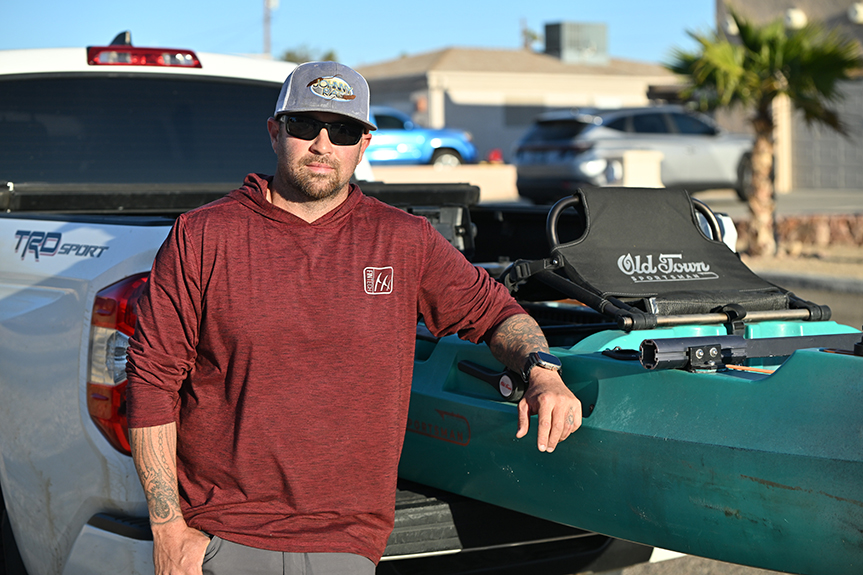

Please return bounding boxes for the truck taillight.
[87,273,149,455]
[87,46,202,68]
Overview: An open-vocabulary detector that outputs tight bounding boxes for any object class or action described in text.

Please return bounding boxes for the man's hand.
[516,367,581,452]
[486,314,582,451]
[152,520,211,575]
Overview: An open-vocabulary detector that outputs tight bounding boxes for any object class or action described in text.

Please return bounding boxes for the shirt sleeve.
[126,215,203,428]
[416,218,525,343]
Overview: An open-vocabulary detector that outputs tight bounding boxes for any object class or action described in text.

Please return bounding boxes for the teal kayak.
[402,319,862,574]
[401,188,863,575]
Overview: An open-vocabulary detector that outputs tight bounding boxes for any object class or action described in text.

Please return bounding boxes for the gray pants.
[202,536,376,575]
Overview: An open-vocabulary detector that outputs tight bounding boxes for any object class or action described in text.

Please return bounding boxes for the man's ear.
[266,117,281,151]
[358,131,373,157]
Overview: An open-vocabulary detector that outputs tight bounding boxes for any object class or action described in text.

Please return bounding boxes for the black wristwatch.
[522,351,562,381]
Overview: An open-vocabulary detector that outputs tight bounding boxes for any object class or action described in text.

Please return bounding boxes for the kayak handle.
[457,360,525,402]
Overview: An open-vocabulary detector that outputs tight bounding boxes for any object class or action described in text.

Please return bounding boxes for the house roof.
[357,47,677,80]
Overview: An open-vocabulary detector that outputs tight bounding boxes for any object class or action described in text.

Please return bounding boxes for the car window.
[670,113,717,135]
[374,114,407,130]
[604,117,628,132]
[0,75,280,184]
[522,120,589,143]
[631,113,669,134]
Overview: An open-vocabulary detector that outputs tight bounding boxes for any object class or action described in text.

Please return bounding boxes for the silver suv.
[513,105,753,203]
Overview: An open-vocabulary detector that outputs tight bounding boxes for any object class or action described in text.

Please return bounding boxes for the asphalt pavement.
[614,553,787,575]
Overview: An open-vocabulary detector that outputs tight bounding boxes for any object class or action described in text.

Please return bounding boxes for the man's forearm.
[131,423,211,574]
[130,423,184,526]
[487,313,549,372]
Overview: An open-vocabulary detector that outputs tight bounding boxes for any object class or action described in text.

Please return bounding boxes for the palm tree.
[666,9,862,255]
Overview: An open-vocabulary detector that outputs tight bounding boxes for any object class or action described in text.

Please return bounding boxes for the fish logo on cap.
[307,76,356,101]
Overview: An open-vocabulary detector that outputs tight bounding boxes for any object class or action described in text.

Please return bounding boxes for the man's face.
[267,112,372,202]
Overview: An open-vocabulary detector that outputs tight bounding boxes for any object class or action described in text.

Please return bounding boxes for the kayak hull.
[402,320,863,575]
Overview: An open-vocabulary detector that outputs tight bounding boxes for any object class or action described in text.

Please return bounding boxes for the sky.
[0,0,716,68]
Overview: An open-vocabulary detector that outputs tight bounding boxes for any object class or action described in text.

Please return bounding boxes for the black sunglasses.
[279,114,364,146]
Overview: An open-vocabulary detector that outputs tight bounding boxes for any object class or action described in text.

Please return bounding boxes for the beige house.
[358,43,678,163]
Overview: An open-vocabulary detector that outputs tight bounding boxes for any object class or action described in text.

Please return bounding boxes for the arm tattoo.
[130,425,183,526]
[488,314,549,373]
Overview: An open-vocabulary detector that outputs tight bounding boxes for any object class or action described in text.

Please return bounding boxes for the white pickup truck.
[0,36,654,575]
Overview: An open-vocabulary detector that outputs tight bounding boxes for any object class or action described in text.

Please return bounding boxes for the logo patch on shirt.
[364,267,393,295]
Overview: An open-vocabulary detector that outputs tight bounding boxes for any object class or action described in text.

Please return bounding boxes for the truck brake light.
[87,273,149,455]
[87,46,202,68]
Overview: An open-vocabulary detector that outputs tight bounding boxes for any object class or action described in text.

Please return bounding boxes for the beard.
[282,154,355,202]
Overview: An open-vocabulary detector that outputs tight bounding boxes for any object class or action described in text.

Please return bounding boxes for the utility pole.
[264,0,279,58]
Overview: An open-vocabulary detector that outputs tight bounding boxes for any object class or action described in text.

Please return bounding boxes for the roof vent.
[544,22,609,65]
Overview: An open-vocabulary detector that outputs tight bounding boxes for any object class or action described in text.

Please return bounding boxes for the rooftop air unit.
[544,22,610,65]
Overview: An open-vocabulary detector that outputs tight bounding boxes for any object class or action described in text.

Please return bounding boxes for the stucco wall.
[791,79,863,189]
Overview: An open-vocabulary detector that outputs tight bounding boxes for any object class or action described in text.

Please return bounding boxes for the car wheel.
[431,149,463,167]
[735,153,753,202]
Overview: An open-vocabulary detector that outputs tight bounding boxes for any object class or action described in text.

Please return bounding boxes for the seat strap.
[500,257,562,293]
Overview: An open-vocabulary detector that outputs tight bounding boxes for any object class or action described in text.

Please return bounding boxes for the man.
[126,61,580,575]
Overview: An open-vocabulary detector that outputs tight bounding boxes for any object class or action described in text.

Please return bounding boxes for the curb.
[754,271,863,294]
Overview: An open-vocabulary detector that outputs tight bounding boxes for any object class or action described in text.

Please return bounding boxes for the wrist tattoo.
[489,315,549,373]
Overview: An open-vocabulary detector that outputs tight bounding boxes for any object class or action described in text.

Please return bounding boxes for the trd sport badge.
[364,267,393,295]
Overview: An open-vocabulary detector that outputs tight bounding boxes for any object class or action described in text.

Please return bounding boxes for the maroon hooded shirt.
[126,173,524,562]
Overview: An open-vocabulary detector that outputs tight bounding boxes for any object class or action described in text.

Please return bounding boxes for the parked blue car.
[366,106,477,166]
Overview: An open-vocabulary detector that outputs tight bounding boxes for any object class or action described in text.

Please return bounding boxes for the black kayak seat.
[502,187,830,331]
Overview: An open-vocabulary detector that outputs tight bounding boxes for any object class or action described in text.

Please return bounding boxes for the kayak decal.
[14,230,109,262]
[617,253,718,283]
[407,409,470,446]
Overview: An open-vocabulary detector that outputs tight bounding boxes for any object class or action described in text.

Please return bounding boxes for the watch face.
[535,351,562,369]
[523,351,562,381]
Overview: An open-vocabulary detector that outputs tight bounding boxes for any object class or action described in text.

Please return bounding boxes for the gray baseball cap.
[274,61,377,131]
